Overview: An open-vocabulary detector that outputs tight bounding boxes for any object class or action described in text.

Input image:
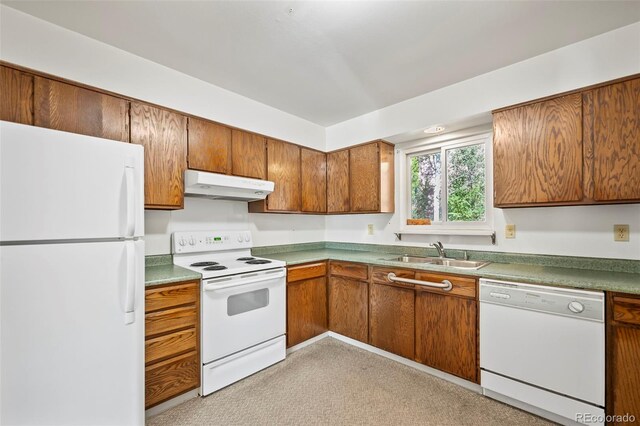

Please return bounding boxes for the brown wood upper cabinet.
[585,77,640,202]
[327,149,350,213]
[349,141,395,213]
[231,129,266,179]
[607,292,640,424]
[493,93,583,206]
[188,117,231,174]
[301,148,327,213]
[250,139,301,212]
[286,262,328,348]
[130,102,187,209]
[493,74,640,207]
[34,77,129,142]
[0,65,33,125]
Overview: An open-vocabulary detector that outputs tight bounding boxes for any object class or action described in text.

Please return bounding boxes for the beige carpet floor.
[147,337,552,425]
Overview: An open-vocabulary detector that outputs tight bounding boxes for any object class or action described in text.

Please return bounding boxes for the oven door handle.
[203,270,286,292]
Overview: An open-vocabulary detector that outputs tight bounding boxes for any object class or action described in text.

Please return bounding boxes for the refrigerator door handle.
[124,161,136,238]
[124,241,136,324]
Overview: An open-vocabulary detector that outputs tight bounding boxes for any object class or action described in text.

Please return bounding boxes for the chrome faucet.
[432,241,446,258]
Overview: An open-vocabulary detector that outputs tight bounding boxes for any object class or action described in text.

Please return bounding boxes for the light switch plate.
[505,224,516,239]
[614,224,629,242]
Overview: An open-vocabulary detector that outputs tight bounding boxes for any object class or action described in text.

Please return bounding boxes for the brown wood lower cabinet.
[415,289,478,383]
[369,277,415,359]
[607,292,640,424]
[287,262,328,348]
[328,276,368,343]
[145,280,200,409]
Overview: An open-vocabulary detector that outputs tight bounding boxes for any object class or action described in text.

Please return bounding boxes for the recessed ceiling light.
[424,126,445,134]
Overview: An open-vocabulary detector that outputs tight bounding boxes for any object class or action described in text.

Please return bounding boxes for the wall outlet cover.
[505,224,516,239]
[614,224,629,242]
[367,224,374,235]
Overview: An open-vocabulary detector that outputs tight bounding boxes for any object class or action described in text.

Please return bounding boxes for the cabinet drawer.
[145,351,199,409]
[145,281,198,313]
[287,262,327,283]
[612,295,640,326]
[414,272,477,299]
[371,267,415,289]
[329,261,368,280]
[145,328,197,365]
[145,305,197,337]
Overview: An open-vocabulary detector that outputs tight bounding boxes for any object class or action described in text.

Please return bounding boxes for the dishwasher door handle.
[387,273,452,291]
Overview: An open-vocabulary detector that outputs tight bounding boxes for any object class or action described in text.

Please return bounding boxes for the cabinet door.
[301,148,327,213]
[493,94,583,206]
[231,129,266,179]
[0,66,33,125]
[130,102,187,209]
[608,293,640,423]
[369,282,414,359]
[415,290,477,382]
[588,78,640,202]
[350,143,380,212]
[327,149,350,213]
[328,276,368,343]
[34,77,129,142]
[287,276,327,348]
[266,139,301,211]
[188,118,231,174]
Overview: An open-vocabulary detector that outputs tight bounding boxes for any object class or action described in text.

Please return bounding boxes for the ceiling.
[4,1,640,126]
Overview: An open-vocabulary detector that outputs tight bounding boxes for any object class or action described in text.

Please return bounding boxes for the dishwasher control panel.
[480,279,604,322]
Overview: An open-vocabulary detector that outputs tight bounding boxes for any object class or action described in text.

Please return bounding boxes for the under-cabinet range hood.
[184,170,274,201]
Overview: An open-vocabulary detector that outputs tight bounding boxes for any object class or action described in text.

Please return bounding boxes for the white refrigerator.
[0,121,145,425]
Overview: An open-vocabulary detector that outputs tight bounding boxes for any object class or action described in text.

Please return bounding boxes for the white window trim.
[398,132,493,235]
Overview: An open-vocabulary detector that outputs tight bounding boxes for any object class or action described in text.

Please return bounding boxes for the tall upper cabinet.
[130,102,188,210]
[493,75,640,207]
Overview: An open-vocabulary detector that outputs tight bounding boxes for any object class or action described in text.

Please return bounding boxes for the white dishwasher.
[479,279,605,425]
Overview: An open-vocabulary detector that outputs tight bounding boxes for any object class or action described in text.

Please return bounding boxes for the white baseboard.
[145,389,200,419]
[286,332,330,354]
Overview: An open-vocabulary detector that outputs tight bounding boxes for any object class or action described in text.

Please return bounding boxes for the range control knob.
[568,301,585,313]
[189,237,196,246]
[237,234,243,243]
[244,233,251,242]
[179,237,187,247]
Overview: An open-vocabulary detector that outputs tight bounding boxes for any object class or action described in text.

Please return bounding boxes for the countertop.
[145,263,201,287]
[260,248,640,294]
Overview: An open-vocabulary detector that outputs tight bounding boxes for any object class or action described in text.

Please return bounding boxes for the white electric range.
[172,230,286,396]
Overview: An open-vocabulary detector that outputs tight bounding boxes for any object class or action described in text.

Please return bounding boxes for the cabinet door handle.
[387,273,452,291]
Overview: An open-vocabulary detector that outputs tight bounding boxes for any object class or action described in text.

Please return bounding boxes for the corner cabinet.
[145,281,200,409]
[326,141,395,214]
[130,102,187,210]
[286,262,328,348]
[493,74,640,207]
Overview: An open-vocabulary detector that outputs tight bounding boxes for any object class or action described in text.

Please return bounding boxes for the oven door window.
[227,288,269,316]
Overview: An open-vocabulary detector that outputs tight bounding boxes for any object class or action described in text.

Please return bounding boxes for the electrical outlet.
[367,224,374,235]
[614,224,629,242]
[505,224,516,239]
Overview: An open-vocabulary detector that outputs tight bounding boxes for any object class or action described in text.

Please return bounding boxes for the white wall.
[145,198,325,255]
[324,21,640,260]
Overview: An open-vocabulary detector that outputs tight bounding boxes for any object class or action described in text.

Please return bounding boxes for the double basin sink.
[383,255,490,270]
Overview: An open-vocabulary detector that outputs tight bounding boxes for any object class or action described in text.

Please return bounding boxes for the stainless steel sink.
[428,258,490,269]
[383,255,490,270]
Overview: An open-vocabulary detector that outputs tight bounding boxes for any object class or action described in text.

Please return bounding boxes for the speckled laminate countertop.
[258,248,640,295]
[145,255,201,287]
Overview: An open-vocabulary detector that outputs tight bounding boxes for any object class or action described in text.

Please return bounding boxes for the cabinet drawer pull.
[387,273,452,291]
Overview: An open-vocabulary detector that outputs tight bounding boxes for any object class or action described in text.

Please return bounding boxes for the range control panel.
[172,230,252,253]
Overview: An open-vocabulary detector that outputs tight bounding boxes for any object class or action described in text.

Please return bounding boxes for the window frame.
[400,132,493,233]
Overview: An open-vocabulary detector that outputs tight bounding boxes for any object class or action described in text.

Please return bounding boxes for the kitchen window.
[402,133,492,232]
